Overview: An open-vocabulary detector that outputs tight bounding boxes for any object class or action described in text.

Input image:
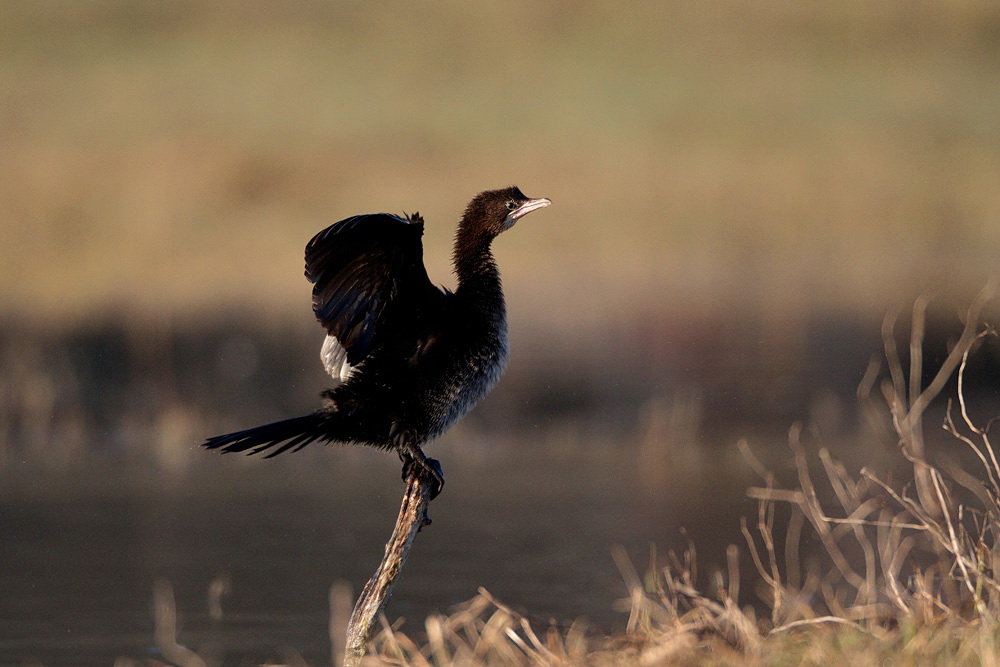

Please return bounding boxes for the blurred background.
[2,1,1000,663]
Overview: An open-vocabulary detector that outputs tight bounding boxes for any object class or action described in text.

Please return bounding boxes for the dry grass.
[359,290,1000,665]
[134,290,1000,665]
[2,1,1000,330]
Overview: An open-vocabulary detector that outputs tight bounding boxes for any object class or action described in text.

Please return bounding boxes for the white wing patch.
[321,334,356,383]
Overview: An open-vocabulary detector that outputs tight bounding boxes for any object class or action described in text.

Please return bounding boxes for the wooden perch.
[343,466,436,667]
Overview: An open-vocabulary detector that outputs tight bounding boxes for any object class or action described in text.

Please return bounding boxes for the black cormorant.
[203,187,551,497]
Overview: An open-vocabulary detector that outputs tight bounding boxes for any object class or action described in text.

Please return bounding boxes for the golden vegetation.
[7,4,1000,662]
[2,1,999,329]
[353,291,1000,665]
[132,291,1000,665]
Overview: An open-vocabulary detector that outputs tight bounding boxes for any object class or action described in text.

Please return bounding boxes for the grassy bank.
[348,294,1000,667]
[5,4,1000,662]
[122,291,1000,665]
[2,1,1000,333]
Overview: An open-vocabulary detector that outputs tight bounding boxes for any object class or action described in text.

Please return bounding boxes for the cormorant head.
[463,186,551,237]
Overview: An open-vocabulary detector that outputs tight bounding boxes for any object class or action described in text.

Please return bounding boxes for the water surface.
[1,443,759,665]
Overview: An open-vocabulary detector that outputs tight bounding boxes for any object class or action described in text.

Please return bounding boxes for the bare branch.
[769,615,872,635]
[902,281,995,437]
[344,467,436,667]
[881,307,907,412]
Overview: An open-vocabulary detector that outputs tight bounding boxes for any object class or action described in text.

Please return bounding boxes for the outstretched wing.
[304,213,444,380]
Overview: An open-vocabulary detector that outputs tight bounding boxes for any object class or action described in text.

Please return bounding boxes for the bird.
[203,186,551,497]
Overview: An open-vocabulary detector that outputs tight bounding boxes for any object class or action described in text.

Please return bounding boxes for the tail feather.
[203,414,328,458]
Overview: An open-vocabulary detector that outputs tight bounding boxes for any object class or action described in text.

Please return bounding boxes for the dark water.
[0,442,758,666]
[3,308,998,665]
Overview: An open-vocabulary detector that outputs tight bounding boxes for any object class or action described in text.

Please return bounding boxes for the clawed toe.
[423,457,444,499]
[399,453,445,499]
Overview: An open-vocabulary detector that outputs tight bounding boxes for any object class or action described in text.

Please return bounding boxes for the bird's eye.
[505,200,518,211]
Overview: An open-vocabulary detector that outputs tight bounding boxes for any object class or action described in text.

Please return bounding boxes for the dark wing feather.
[304,213,443,365]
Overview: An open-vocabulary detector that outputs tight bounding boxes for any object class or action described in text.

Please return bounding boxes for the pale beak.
[511,197,552,220]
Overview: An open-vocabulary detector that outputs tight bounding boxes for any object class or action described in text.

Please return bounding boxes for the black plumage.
[203,187,551,496]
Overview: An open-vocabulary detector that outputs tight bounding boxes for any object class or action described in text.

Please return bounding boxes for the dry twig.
[344,467,436,666]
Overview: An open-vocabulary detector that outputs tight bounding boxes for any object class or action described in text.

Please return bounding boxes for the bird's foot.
[422,458,445,499]
[400,451,445,500]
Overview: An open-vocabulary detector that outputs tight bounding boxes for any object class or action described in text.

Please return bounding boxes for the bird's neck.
[452,227,505,310]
